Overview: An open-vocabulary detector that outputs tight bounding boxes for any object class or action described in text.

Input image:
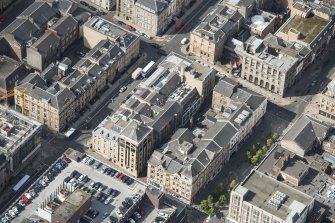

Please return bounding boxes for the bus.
[65,128,77,140]
[13,175,30,192]
[141,61,155,78]
[132,67,142,79]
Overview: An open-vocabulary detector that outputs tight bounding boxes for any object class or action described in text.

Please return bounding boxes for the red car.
[138,209,145,217]
[130,26,136,31]
[118,173,125,181]
[175,23,184,30]
[62,155,71,163]
[21,195,29,204]
[0,16,6,23]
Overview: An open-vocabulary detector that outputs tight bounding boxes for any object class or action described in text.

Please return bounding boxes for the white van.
[181,37,188,45]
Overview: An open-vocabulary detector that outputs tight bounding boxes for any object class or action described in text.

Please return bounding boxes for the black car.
[126,197,133,205]
[90,189,97,196]
[106,168,112,175]
[96,192,103,200]
[79,1,88,6]
[126,178,134,185]
[74,172,81,179]
[109,216,118,223]
[92,210,99,218]
[111,190,118,197]
[64,176,72,184]
[88,5,97,11]
[151,43,160,48]
[49,170,57,177]
[106,188,114,195]
[94,182,102,189]
[70,170,79,178]
[122,201,131,209]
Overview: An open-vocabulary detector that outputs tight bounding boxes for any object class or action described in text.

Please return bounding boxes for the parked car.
[79,1,88,6]
[119,86,127,93]
[105,196,113,204]
[63,155,71,163]
[8,210,16,218]
[116,208,123,218]
[138,209,145,217]
[102,212,109,219]
[0,16,6,23]
[94,161,102,169]
[28,189,36,197]
[111,190,118,197]
[92,210,99,218]
[64,176,72,184]
[11,206,19,215]
[134,211,142,219]
[79,174,88,182]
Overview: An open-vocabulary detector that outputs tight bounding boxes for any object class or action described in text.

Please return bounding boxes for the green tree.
[251,155,258,165]
[200,200,210,211]
[266,139,273,147]
[230,179,237,189]
[214,201,221,209]
[207,195,214,205]
[219,194,226,204]
[272,133,278,140]
[256,150,263,160]
[251,145,257,154]
[262,145,268,153]
[207,208,216,217]
[246,151,252,159]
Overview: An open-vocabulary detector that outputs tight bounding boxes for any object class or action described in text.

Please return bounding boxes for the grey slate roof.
[202,121,237,148]
[17,73,76,111]
[282,114,329,151]
[31,32,60,54]
[50,15,78,36]
[213,77,239,97]
[193,5,242,42]
[19,1,57,27]
[1,18,40,42]
[135,0,168,14]
[121,120,152,143]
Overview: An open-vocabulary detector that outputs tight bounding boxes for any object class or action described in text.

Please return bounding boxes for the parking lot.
[6,155,146,223]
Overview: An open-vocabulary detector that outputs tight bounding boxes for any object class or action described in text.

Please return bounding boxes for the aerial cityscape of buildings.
[0,0,335,222]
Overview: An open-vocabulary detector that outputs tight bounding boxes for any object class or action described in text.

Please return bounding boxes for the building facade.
[228,34,310,96]
[0,155,10,193]
[116,0,191,36]
[317,79,335,124]
[0,55,29,97]
[0,106,42,183]
[87,0,115,10]
[0,2,58,61]
[27,15,79,71]
[227,170,315,223]
[83,17,140,65]
[190,5,243,64]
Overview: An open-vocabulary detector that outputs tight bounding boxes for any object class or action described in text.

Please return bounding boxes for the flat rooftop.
[240,170,314,220]
[52,189,91,222]
[258,146,335,220]
[85,17,139,49]
[0,106,41,154]
[0,56,21,77]
[281,14,329,43]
